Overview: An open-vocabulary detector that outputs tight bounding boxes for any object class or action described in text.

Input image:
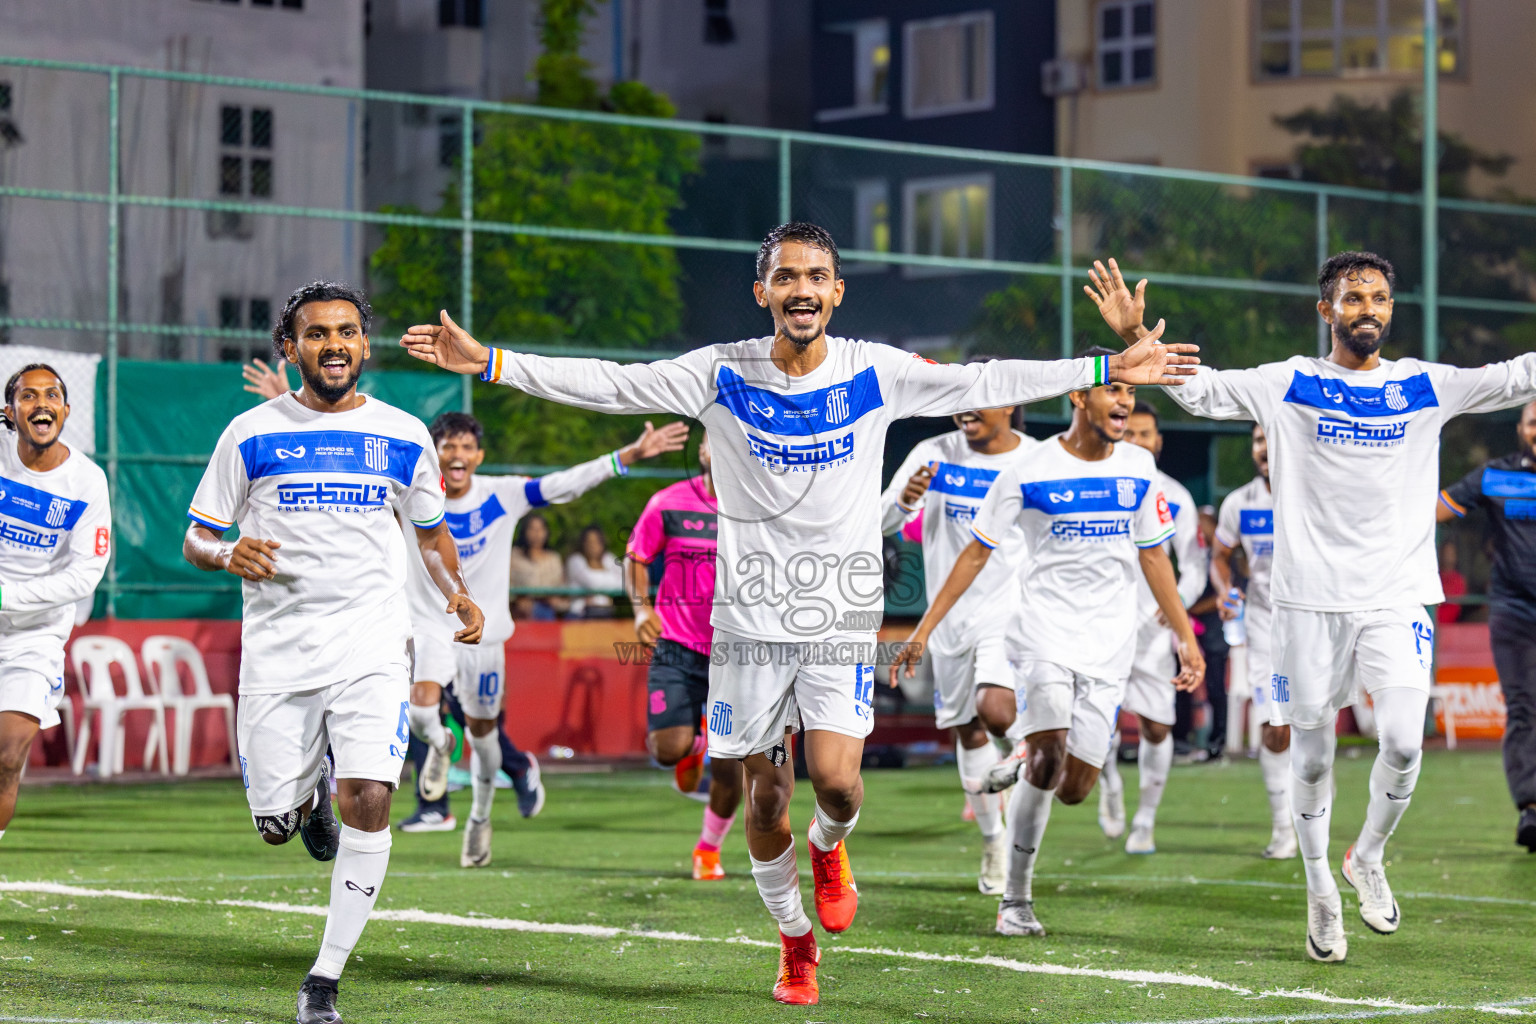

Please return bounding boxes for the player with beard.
[401,223,1199,1005]
[626,431,749,880]
[407,410,685,867]
[890,351,1204,937]
[1087,252,1536,962]
[185,281,484,1022]
[0,365,110,842]
[879,392,1036,893]
[1212,423,1295,859]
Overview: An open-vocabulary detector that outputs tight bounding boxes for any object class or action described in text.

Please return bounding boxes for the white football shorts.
[0,630,66,730]
[929,633,1015,731]
[1014,659,1123,770]
[1122,618,1177,727]
[1269,604,1434,730]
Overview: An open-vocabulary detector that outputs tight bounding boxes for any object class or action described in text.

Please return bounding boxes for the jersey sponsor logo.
[0,520,62,550]
[928,463,998,500]
[239,430,422,486]
[1155,492,1172,524]
[714,365,884,436]
[746,430,854,470]
[1315,418,1409,448]
[708,700,732,736]
[1239,509,1273,534]
[95,526,110,556]
[0,474,89,532]
[1283,371,1438,418]
[1481,467,1536,500]
[456,536,489,561]
[1251,540,1274,557]
[943,502,977,522]
[1049,516,1131,541]
[1022,476,1151,514]
[445,494,507,541]
[661,508,719,541]
[276,480,391,511]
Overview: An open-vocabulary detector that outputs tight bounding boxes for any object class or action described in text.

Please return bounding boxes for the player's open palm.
[447,593,485,644]
[401,310,489,375]
[631,420,690,460]
[242,358,290,400]
[1084,257,1147,341]
[1172,638,1205,692]
[1111,320,1202,387]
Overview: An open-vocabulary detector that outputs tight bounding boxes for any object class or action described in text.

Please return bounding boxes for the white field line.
[0,1017,195,1024]
[1,880,1521,1018]
[1084,1008,1532,1024]
[29,867,1536,912]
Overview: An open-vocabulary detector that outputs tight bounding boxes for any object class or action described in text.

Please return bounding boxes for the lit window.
[1098,1,1156,88]
[815,19,890,123]
[903,176,992,269]
[904,12,994,118]
[1255,0,1461,79]
[846,180,891,273]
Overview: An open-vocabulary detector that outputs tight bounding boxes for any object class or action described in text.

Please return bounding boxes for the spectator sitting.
[566,524,622,619]
[510,513,568,620]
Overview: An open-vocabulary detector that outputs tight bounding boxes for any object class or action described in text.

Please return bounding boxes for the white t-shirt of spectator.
[566,550,622,617]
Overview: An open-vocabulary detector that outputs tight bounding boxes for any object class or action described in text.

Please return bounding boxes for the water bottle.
[1221,588,1247,646]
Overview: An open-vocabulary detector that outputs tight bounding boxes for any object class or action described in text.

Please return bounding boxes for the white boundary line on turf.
[1083,1009,1534,1024]
[0,1017,196,1024]
[0,880,1516,1018]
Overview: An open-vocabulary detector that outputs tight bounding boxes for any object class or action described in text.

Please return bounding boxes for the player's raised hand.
[624,420,690,464]
[1084,258,1148,343]
[223,537,281,582]
[1105,320,1202,387]
[242,358,290,400]
[401,310,490,375]
[447,592,485,644]
[1172,637,1205,693]
[888,633,927,688]
[901,462,936,508]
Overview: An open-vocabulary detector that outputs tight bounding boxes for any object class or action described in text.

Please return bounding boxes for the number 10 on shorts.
[854,664,875,720]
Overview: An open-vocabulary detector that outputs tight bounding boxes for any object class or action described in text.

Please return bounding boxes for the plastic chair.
[69,636,169,777]
[140,635,237,776]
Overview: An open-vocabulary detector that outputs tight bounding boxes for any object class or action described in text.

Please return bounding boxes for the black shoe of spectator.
[1205,744,1225,762]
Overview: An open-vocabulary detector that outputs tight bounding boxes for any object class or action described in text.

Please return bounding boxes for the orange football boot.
[808,832,858,933]
[772,929,820,1005]
[691,845,724,880]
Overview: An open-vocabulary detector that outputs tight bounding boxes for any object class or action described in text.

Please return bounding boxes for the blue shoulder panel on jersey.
[238,431,421,486]
[1481,467,1536,500]
[1239,508,1273,534]
[1506,499,1536,520]
[1282,371,1438,418]
[524,478,548,508]
[444,493,507,540]
[0,474,89,531]
[928,463,1000,500]
[713,365,884,436]
[1020,475,1151,514]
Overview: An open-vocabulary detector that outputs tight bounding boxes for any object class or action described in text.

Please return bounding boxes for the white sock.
[1100,735,1123,797]
[958,741,1003,838]
[808,802,859,853]
[1291,770,1336,894]
[312,825,392,979]
[1131,735,1173,830]
[1354,750,1422,863]
[0,829,5,842]
[407,702,447,750]
[1259,746,1292,831]
[468,730,502,822]
[749,842,812,937]
[1003,778,1054,902]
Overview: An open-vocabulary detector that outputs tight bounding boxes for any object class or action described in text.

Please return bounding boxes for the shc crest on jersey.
[825,387,850,425]
[45,497,71,527]
[364,437,390,474]
[1384,381,1408,412]
[1116,478,1139,508]
[469,509,484,534]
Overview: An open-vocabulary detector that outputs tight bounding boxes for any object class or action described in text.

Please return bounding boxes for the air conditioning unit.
[1041,58,1087,97]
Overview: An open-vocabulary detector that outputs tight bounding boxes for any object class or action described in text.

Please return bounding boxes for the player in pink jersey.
[625,432,744,880]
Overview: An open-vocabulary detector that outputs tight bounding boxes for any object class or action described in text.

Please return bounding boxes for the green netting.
[95,360,464,619]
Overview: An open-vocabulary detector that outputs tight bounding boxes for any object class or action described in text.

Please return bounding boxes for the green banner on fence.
[96,360,465,620]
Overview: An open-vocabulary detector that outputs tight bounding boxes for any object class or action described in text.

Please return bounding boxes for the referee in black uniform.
[1438,399,1536,851]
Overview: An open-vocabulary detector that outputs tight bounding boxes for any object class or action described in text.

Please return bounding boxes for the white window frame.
[901,174,994,276]
[845,178,892,273]
[1253,0,1465,81]
[1096,0,1157,89]
[902,11,995,120]
[816,19,892,123]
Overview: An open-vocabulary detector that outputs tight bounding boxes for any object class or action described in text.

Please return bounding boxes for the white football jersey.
[0,442,111,641]
[1165,353,1536,610]
[188,394,445,694]
[404,454,618,648]
[1133,469,1206,623]
[970,435,1173,681]
[484,338,1102,641]
[1215,475,1274,613]
[879,429,1039,656]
